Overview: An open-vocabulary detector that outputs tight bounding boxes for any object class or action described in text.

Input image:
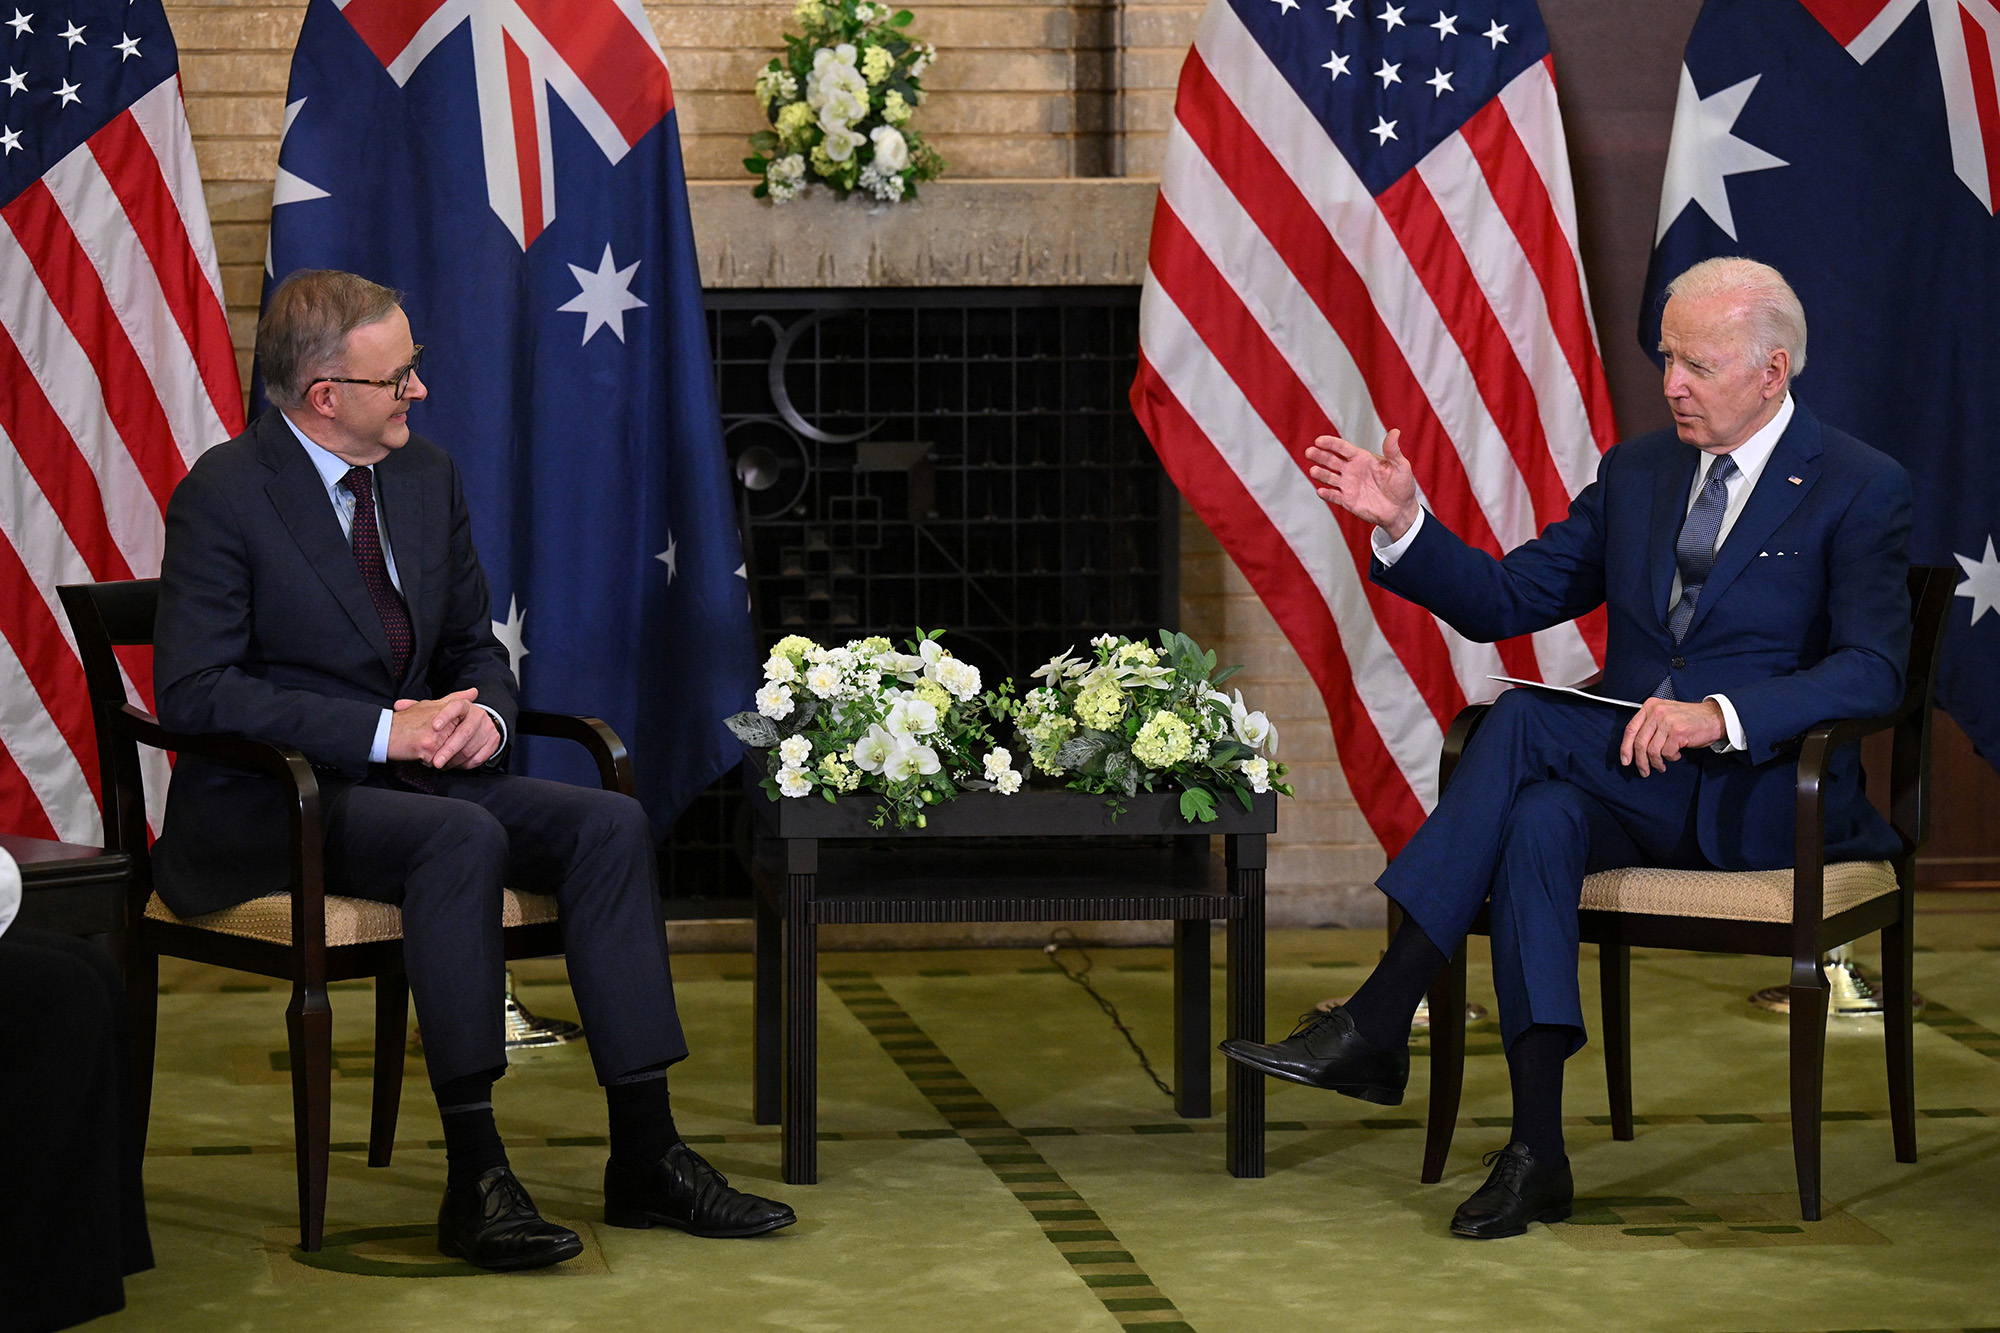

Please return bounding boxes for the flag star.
[1955,535,2000,625]
[1322,50,1351,82]
[114,32,140,60]
[2,67,25,95]
[1427,66,1453,96]
[656,532,678,582]
[1271,0,1300,15]
[1431,10,1457,37]
[734,562,750,611]
[1374,58,1401,87]
[559,243,648,345]
[1377,3,1404,30]
[1654,68,1788,242]
[55,78,80,107]
[5,10,31,38]
[491,597,528,682]
[0,126,19,155]
[1370,115,1398,145]
[58,18,83,45]
[1327,0,1354,17]
[1483,19,1508,47]
[267,99,331,274]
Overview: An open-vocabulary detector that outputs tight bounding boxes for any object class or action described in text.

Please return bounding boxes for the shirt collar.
[1702,392,1793,490]
[279,411,368,496]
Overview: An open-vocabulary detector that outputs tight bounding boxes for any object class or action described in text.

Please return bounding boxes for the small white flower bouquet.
[1014,632,1291,823]
[746,0,945,204]
[727,631,1015,828]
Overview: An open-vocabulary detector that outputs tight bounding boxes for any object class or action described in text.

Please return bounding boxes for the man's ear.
[1764,347,1791,400]
[304,381,341,419]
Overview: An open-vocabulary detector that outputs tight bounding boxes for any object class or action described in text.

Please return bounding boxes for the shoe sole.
[1217,1047,1405,1105]
[1449,1203,1573,1240]
[437,1233,586,1270]
[602,1205,798,1238]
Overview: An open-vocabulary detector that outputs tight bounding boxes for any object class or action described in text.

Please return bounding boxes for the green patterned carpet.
[101,895,2000,1331]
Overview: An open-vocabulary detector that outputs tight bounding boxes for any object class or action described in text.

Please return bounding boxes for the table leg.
[781,842,819,1185]
[1226,833,1267,1178]
[754,888,781,1126]
[1173,919,1211,1119]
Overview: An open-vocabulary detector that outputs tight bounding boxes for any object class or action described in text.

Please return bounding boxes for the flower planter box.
[748,784,1279,1185]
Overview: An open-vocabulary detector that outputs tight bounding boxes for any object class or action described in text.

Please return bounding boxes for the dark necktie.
[1654,453,1739,700]
[341,466,412,682]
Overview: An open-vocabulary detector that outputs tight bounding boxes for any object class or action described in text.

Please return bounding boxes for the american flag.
[1132,0,1616,855]
[0,0,243,843]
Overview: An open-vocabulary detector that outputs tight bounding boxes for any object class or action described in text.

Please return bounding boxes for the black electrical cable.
[1043,928,1174,1101]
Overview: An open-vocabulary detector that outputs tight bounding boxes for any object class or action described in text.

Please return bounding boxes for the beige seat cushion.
[145,888,560,947]
[1579,861,1897,924]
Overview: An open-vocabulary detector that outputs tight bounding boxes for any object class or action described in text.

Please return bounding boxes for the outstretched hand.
[1303,429,1421,539]
[388,687,502,770]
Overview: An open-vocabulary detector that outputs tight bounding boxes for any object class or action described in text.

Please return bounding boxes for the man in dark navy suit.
[155,270,794,1269]
[1221,258,1913,1238]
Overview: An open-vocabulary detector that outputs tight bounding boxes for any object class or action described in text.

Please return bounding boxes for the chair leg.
[368,974,409,1168]
[1787,963,1829,1222]
[125,946,161,1155]
[1599,942,1634,1141]
[1421,949,1468,1184]
[754,891,781,1127]
[1881,918,1917,1164]
[287,981,334,1251]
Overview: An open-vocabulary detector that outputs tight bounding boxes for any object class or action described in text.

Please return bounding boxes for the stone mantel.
[686,178,1160,289]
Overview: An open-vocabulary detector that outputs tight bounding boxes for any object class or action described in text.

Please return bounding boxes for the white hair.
[1665,256,1808,376]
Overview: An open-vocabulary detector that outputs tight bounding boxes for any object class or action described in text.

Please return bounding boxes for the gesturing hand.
[388,687,502,770]
[1620,698,1726,776]
[1303,429,1421,539]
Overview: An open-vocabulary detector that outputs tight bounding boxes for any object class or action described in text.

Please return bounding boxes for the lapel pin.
[1787,475,1803,485]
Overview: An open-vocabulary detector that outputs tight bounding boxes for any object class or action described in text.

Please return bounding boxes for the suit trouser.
[326,769,688,1088]
[1378,689,1714,1054]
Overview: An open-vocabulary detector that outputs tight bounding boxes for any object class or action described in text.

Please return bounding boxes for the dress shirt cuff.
[369,709,392,765]
[1705,694,1747,752]
[1370,508,1426,567]
[477,704,509,762]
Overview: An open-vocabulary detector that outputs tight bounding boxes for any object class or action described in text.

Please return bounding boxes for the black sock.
[1506,1024,1571,1163]
[606,1063,681,1168]
[1341,912,1448,1051]
[436,1068,508,1189]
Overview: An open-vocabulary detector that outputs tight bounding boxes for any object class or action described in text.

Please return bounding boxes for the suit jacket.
[151,411,518,915]
[1374,400,1913,870]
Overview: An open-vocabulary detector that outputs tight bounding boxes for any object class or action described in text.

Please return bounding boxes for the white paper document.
[1486,676,1645,710]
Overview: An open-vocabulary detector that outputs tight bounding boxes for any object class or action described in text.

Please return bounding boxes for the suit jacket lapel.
[376,451,426,677]
[257,415,398,678]
[1649,445,1698,630]
[1685,403,1824,641]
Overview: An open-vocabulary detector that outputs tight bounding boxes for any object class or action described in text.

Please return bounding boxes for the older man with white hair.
[1221,258,1914,1238]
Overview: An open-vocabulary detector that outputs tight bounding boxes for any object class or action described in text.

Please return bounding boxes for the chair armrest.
[516,710,633,796]
[104,704,331,969]
[1438,704,1493,793]
[1790,705,1909,953]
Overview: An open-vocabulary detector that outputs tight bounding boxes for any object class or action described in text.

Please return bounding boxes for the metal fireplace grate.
[661,287,1175,903]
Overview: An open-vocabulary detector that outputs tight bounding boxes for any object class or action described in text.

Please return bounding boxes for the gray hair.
[257,270,404,409]
[1665,256,1808,377]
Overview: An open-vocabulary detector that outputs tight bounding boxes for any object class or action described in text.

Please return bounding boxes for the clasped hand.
[1620,698,1725,775]
[387,687,500,770]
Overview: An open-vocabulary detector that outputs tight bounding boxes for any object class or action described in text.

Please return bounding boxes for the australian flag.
[262,0,756,825]
[1643,0,2000,770]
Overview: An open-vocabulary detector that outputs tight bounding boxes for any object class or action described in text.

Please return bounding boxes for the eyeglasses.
[309,345,424,400]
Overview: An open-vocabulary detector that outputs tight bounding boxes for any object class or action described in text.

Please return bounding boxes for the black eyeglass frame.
[307,345,425,400]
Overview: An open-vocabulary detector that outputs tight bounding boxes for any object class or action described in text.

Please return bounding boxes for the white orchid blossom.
[882,740,941,781]
[851,725,895,774]
[1231,690,1276,753]
[886,696,940,737]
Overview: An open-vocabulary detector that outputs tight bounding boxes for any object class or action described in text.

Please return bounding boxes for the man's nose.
[404,369,429,402]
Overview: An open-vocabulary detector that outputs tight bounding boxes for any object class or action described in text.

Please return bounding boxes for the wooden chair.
[58,578,634,1251]
[1418,565,1954,1220]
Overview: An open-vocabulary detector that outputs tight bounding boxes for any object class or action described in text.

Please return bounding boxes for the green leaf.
[744,156,768,174]
[1210,663,1243,688]
[750,130,780,153]
[892,9,913,23]
[1234,782,1254,812]
[1179,787,1218,823]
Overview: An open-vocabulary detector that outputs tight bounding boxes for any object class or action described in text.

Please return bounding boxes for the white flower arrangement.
[728,631,1011,828]
[747,0,944,203]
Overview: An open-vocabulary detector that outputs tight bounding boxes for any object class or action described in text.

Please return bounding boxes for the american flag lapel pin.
[1788,475,1803,484]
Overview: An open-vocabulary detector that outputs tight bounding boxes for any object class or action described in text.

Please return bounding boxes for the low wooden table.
[3,833,130,936]
[748,786,1277,1185]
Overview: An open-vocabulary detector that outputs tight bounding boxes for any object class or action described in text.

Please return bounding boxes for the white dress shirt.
[1370,393,1796,752]
[280,414,506,765]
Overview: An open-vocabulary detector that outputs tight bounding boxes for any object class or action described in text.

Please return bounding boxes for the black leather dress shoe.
[436,1167,585,1270]
[1450,1142,1574,1239]
[602,1142,798,1237]
[1217,1005,1409,1104]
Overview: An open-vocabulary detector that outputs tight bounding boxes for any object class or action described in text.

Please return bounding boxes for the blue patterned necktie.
[1654,453,1738,700]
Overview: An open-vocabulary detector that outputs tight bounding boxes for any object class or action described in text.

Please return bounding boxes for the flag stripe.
[0,329,139,586]
[2,182,187,512]
[1147,197,1472,729]
[339,0,455,69]
[0,529,102,827]
[513,0,675,145]
[503,30,547,246]
[87,110,243,439]
[1960,2,2000,210]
